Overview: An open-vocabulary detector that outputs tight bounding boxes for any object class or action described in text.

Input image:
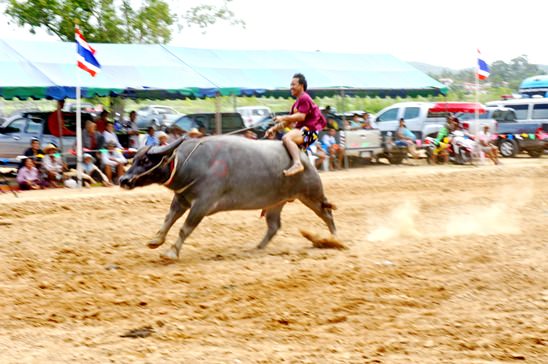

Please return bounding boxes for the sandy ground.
[0,157,547,363]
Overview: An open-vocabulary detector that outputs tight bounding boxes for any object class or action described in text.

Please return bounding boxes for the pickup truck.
[0,111,94,165]
[458,107,545,158]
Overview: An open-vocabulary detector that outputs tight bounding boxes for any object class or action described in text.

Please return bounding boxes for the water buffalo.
[119,136,336,260]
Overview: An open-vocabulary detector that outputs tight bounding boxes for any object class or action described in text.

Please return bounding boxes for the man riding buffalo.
[266,73,327,176]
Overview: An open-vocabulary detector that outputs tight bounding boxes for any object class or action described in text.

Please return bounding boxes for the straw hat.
[43,143,57,152]
[188,128,203,137]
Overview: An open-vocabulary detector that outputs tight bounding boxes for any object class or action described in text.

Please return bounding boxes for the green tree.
[3,0,243,43]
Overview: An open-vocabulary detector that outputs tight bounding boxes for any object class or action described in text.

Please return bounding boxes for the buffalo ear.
[147,137,185,156]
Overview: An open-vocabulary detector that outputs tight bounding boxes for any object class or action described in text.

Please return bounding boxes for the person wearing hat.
[157,131,169,146]
[187,127,203,139]
[101,140,127,184]
[82,153,111,187]
[41,143,66,188]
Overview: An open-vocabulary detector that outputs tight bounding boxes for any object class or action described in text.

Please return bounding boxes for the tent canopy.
[0,39,448,100]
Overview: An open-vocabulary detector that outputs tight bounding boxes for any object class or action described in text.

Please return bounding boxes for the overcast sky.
[1,0,545,69]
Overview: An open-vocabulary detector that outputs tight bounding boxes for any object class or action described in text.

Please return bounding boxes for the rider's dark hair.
[292,73,307,91]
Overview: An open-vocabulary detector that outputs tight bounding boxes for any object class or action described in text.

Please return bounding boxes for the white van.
[486,97,548,123]
[373,102,494,139]
[236,106,272,127]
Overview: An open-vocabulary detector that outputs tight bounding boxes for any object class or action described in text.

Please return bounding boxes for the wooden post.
[215,92,222,134]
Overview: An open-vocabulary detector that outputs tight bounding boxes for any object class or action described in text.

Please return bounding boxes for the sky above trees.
[1,0,546,69]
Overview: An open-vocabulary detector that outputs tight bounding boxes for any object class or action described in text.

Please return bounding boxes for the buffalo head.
[119,137,184,189]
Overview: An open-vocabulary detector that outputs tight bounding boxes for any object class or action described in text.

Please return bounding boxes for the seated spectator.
[101,141,127,184]
[102,122,123,149]
[17,157,42,190]
[361,112,374,129]
[157,131,169,146]
[321,128,345,170]
[167,125,184,143]
[23,138,44,169]
[82,153,111,187]
[82,120,104,152]
[307,143,327,171]
[143,126,159,147]
[42,143,66,188]
[349,114,362,129]
[396,118,419,161]
[477,124,499,165]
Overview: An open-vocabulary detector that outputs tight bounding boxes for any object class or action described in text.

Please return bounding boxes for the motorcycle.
[424,131,475,165]
[450,130,475,165]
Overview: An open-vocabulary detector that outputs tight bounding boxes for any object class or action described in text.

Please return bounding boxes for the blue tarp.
[0,39,448,100]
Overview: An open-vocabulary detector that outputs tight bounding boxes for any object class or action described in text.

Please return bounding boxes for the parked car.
[236,106,272,127]
[136,105,181,130]
[0,111,94,165]
[172,112,269,136]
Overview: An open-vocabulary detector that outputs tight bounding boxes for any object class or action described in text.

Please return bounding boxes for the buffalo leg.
[299,196,337,235]
[148,195,189,249]
[257,203,285,249]
[161,201,209,260]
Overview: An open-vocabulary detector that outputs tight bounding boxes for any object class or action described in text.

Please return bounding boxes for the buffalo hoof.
[147,239,164,249]
[160,248,178,262]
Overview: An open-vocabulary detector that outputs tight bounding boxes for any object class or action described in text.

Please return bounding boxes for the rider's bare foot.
[283,162,304,176]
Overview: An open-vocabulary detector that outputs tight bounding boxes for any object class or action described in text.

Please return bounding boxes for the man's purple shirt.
[290,92,326,131]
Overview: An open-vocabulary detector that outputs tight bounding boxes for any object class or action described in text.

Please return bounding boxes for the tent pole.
[215,92,222,134]
[340,89,349,169]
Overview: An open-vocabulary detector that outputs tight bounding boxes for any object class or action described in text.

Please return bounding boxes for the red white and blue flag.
[477,49,489,80]
[76,26,101,77]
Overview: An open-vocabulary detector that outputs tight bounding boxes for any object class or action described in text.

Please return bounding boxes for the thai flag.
[477,49,489,80]
[76,26,101,77]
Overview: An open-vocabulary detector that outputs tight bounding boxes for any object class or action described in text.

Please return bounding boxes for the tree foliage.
[3,0,243,43]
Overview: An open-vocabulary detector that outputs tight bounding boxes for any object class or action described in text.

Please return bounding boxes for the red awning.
[428,102,486,114]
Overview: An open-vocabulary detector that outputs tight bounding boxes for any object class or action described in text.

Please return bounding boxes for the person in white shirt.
[101,141,127,184]
[102,122,123,149]
[477,124,499,165]
[41,143,66,188]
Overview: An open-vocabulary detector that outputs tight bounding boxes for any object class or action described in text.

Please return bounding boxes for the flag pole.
[475,49,480,123]
[75,23,83,188]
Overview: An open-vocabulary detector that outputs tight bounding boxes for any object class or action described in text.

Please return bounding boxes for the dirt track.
[1,158,547,363]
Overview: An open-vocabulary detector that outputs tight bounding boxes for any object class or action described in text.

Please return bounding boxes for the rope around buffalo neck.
[163,140,204,187]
